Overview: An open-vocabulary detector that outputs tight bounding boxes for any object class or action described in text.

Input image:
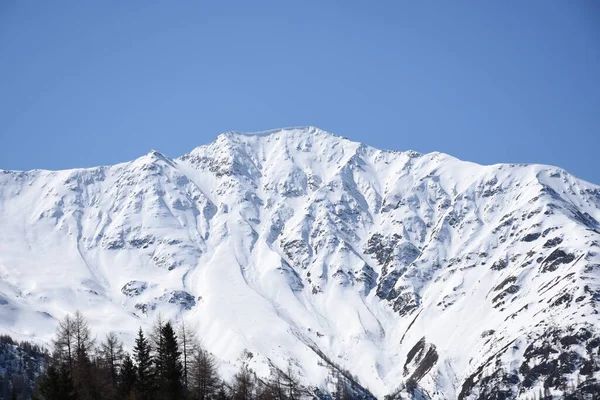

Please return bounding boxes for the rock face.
[0,127,599,398]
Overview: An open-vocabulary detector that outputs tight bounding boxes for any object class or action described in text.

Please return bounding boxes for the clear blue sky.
[1,1,599,183]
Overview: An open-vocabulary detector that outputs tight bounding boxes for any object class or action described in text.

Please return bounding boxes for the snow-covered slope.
[0,127,599,398]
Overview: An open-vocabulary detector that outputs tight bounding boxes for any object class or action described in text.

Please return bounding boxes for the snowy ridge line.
[0,127,599,398]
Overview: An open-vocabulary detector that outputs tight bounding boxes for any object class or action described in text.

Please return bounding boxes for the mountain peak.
[215,126,350,145]
[1,129,599,398]
[224,125,329,138]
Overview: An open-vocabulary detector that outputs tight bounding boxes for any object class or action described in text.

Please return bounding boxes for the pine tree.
[156,322,184,400]
[38,365,61,400]
[133,327,154,400]
[38,365,77,400]
[119,352,137,399]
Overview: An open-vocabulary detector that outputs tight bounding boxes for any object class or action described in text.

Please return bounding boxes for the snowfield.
[0,127,599,398]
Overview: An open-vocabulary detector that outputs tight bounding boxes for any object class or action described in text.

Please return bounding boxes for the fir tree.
[38,365,77,400]
[156,322,184,400]
[119,352,137,399]
[133,327,154,400]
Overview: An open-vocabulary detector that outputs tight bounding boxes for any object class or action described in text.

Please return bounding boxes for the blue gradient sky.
[1,1,599,183]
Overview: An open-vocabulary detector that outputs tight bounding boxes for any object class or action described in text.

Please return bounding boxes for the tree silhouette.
[133,327,154,400]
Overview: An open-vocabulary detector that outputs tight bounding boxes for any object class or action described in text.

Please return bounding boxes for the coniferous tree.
[38,365,61,400]
[38,365,77,400]
[156,322,184,400]
[133,327,154,400]
[29,310,382,400]
[119,352,137,399]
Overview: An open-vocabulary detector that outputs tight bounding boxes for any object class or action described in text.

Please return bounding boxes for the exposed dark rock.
[458,340,518,400]
[522,232,541,242]
[458,325,600,399]
[542,227,557,237]
[160,290,196,310]
[583,263,600,274]
[103,237,125,250]
[403,337,438,383]
[388,288,419,316]
[282,239,312,269]
[491,259,508,271]
[560,328,593,347]
[376,269,403,299]
[356,264,377,295]
[520,325,600,391]
[494,276,517,292]
[129,235,155,249]
[121,280,148,297]
[541,249,576,273]
[492,285,520,305]
[374,241,419,299]
[565,378,600,398]
[475,371,519,400]
[364,233,401,265]
[543,237,563,248]
[277,260,304,291]
[481,329,495,338]
[134,302,154,314]
[550,292,572,308]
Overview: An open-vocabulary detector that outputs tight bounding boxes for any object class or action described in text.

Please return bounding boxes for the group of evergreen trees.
[30,311,319,400]
[3,310,595,400]
[0,335,47,400]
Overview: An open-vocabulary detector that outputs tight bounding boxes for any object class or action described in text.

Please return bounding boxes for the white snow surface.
[0,127,599,398]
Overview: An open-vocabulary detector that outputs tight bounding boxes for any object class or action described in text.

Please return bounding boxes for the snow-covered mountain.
[0,127,599,398]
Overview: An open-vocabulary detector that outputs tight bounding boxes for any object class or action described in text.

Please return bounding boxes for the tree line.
[28,311,348,400]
